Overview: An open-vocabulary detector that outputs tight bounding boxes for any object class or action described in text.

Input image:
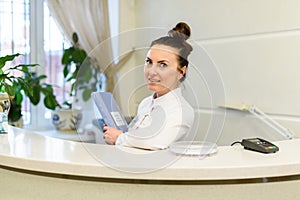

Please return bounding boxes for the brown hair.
[150,22,193,81]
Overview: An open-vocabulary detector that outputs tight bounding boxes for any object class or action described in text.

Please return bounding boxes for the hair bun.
[168,22,191,40]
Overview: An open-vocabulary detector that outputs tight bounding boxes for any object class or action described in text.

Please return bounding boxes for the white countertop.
[0,126,300,181]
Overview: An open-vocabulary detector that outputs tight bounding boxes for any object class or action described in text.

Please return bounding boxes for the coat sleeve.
[116,104,194,150]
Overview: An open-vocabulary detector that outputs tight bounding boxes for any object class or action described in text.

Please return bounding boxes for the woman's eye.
[159,63,167,68]
[145,59,152,65]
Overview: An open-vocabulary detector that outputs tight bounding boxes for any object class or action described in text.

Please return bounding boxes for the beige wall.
[117,0,300,143]
[2,167,300,200]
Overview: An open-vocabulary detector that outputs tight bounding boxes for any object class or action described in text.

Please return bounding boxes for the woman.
[103,22,194,150]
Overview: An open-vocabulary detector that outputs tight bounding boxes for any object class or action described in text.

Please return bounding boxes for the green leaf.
[63,64,70,78]
[17,78,32,96]
[4,84,15,96]
[82,88,92,101]
[72,49,87,64]
[72,32,79,44]
[0,53,21,68]
[37,75,47,80]
[6,87,15,96]
[44,95,58,110]
[14,91,23,105]
[29,85,41,105]
[61,48,74,65]
[70,82,76,96]
[41,84,54,94]
[81,66,93,83]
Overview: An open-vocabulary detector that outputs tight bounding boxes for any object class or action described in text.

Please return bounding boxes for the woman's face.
[144,44,186,97]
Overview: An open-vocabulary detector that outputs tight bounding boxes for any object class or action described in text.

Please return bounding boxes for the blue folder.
[92,92,128,132]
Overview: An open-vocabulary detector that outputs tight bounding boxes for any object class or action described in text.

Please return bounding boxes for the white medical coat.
[116,88,194,150]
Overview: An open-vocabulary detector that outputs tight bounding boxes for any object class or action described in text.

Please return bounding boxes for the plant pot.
[0,93,10,115]
[51,109,82,131]
[9,116,23,128]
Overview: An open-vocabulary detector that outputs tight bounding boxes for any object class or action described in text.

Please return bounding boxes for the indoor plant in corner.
[51,32,98,131]
[0,53,59,127]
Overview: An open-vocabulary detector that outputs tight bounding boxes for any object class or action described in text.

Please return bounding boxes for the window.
[0,0,68,126]
[0,0,30,56]
[43,2,71,120]
[0,0,118,128]
[0,0,31,124]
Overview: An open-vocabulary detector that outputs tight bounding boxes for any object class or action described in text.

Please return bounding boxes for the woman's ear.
[181,66,187,76]
[178,66,187,79]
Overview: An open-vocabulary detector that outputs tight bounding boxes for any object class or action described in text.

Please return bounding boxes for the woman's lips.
[148,78,160,83]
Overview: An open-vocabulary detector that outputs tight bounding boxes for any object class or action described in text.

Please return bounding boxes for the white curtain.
[46,0,133,92]
[46,0,111,54]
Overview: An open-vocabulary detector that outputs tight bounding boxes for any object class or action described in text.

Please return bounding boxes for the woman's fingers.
[103,125,109,132]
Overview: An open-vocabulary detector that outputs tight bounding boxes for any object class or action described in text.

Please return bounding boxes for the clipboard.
[92,92,128,132]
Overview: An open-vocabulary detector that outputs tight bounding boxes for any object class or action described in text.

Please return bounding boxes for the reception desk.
[0,126,300,200]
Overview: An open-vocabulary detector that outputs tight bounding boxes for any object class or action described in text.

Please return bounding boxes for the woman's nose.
[146,64,158,75]
[148,67,157,75]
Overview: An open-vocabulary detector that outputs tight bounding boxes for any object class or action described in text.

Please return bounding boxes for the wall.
[117,0,300,145]
[2,167,300,200]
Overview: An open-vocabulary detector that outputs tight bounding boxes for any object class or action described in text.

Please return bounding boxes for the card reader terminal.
[241,138,279,154]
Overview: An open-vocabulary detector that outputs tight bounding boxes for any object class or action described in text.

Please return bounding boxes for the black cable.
[230,141,242,146]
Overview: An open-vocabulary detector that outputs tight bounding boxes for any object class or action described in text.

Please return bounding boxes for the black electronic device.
[241,138,279,153]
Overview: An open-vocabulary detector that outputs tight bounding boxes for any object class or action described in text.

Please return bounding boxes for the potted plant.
[9,72,60,126]
[51,32,99,131]
[0,53,59,126]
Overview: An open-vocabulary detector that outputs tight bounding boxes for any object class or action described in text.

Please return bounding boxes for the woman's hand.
[103,125,123,145]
